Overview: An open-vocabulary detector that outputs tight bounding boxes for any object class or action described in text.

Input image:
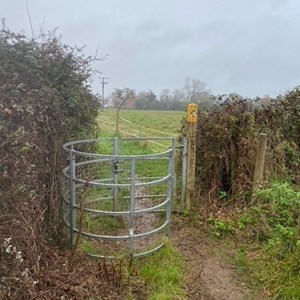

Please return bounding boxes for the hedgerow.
[194,91,300,206]
[192,93,300,298]
[0,27,117,299]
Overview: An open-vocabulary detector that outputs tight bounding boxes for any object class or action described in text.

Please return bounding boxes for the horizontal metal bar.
[122,194,167,200]
[87,243,165,259]
[84,194,167,205]
[134,220,169,238]
[82,209,130,217]
[63,142,172,159]
[133,243,165,258]
[82,197,170,216]
[73,150,171,160]
[66,218,168,241]
[75,229,129,241]
[73,173,171,188]
[63,137,175,151]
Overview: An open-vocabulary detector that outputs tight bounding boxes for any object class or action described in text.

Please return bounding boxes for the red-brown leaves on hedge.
[194,91,300,206]
[0,28,100,299]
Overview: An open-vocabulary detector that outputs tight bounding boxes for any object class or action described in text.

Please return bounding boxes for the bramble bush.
[195,97,257,202]
[194,91,300,206]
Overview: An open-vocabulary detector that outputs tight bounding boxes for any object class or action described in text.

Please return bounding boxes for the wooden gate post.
[252,133,267,193]
[186,103,198,210]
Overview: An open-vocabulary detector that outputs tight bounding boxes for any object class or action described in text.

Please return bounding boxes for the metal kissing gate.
[62,138,175,259]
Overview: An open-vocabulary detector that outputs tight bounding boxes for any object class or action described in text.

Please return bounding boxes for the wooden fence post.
[253,133,267,193]
[186,103,198,210]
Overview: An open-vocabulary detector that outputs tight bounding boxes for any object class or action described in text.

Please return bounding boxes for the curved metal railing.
[62,137,175,259]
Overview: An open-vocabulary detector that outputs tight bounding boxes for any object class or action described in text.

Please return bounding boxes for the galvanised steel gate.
[62,137,175,259]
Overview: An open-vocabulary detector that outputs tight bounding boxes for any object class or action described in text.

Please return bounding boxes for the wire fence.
[98,114,178,152]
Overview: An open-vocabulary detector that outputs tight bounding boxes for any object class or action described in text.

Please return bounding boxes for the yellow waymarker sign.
[186,103,198,123]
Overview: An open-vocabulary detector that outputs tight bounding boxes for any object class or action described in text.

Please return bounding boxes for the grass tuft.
[137,242,186,300]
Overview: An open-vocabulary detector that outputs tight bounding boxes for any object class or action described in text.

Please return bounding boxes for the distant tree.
[145,90,160,110]
[173,89,185,102]
[134,90,160,110]
[169,89,185,110]
[182,77,216,110]
[146,90,157,101]
[160,89,172,110]
[112,88,135,133]
[183,77,207,102]
[134,91,148,110]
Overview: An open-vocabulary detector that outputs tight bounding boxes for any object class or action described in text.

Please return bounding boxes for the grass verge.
[133,241,186,300]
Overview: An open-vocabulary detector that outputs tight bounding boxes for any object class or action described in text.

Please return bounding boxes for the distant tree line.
[105,77,276,112]
[108,77,218,111]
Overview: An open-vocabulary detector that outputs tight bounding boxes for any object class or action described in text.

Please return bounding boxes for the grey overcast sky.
[1,0,300,98]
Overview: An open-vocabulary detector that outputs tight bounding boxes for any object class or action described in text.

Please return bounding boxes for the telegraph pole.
[100,77,108,109]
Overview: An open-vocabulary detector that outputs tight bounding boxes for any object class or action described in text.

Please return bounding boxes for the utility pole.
[100,77,108,109]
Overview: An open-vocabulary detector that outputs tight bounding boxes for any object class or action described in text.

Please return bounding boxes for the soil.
[86,183,253,299]
[133,183,252,299]
[171,215,252,300]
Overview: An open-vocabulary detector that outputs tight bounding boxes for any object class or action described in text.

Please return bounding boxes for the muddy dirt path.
[171,216,251,300]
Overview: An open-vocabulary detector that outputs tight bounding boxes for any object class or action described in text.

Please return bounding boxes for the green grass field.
[98,109,185,139]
